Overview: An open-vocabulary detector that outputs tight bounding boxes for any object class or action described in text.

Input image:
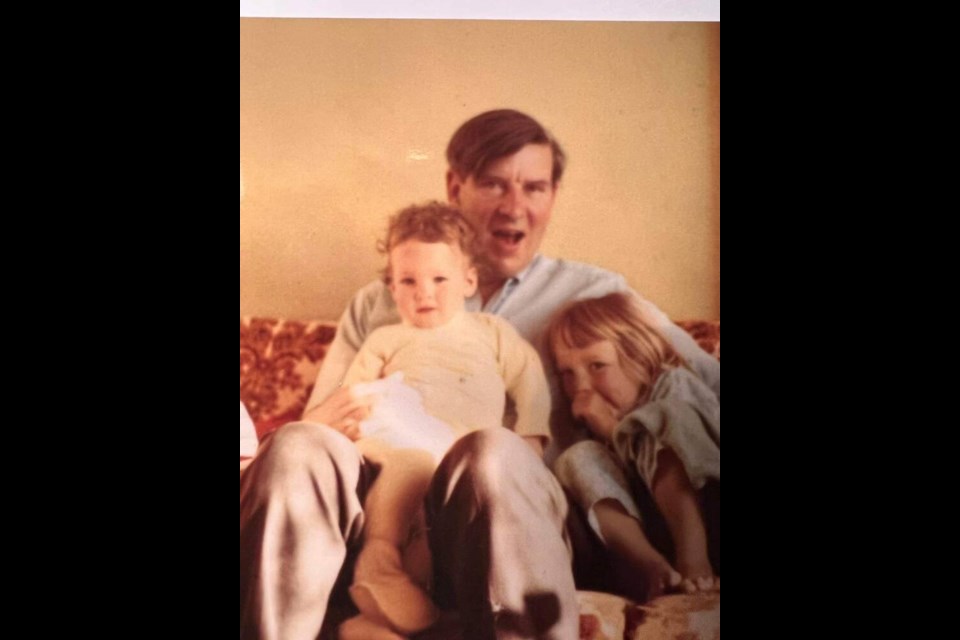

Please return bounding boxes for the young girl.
[548,292,719,601]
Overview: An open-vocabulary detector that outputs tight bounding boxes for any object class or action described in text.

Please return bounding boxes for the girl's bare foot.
[594,499,682,602]
[651,449,719,594]
[636,555,684,601]
[676,551,719,594]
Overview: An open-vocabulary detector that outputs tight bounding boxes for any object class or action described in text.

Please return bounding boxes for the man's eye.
[434,277,448,284]
[401,278,415,286]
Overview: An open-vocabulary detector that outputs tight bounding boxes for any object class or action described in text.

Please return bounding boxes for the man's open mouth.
[492,230,526,246]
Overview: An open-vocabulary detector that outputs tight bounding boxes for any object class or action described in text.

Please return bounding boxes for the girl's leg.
[556,441,681,602]
[593,499,682,602]
[650,448,717,592]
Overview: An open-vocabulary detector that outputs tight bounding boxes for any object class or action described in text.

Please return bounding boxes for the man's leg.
[427,429,579,640]
[240,422,366,640]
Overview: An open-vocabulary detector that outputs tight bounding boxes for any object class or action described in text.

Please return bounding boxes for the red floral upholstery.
[675,320,720,361]
[239,318,337,437]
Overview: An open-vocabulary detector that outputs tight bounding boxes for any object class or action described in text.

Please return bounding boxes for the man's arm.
[632,295,721,400]
[303,280,395,417]
[313,331,388,441]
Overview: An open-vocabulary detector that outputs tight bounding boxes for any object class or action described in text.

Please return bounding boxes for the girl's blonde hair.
[547,292,686,404]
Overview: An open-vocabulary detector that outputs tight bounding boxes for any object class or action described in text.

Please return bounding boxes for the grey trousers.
[240,424,578,640]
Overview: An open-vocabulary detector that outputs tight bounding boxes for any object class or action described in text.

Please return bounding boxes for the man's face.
[447,143,558,282]
[389,240,478,329]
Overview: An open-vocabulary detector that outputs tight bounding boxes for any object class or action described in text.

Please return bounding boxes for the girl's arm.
[611,369,720,491]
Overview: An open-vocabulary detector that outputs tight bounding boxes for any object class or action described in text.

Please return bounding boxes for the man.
[240,110,720,639]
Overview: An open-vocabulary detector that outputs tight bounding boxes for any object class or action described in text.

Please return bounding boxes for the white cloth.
[351,372,455,462]
[240,401,258,458]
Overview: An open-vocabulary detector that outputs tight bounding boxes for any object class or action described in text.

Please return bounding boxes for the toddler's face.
[553,339,641,419]
[389,240,477,329]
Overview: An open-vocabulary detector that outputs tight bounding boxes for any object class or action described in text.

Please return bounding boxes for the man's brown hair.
[446,109,566,185]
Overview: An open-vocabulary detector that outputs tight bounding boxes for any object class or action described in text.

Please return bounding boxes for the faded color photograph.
[241,18,720,640]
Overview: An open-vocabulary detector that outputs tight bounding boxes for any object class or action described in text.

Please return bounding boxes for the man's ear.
[447,170,463,205]
[464,265,478,297]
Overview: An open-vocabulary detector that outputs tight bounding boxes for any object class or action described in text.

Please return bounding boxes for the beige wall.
[240,19,720,321]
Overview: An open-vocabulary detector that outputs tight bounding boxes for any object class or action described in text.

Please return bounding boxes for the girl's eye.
[434,277,448,284]
[401,278,415,286]
[589,362,607,372]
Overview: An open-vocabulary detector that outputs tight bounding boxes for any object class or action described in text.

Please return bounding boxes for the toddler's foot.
[350,538,440,634]
[338,614,407,640]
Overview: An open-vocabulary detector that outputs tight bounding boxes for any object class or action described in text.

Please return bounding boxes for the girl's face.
[552,339,642,418]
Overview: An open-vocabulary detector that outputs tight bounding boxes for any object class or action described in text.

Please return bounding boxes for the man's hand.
[301,386,372,441]
[571,390,621,441]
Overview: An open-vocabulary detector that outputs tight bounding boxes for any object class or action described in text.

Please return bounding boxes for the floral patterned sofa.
[240,317,720,640]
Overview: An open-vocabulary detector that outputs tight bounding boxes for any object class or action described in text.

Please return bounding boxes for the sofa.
[240,316,720,640]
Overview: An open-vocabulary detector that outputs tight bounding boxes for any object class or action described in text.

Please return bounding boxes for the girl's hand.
[571,390,621,441]
[302,386,371,441]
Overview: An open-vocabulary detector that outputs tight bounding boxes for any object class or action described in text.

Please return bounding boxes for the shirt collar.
[470,254,543,314]
[511,254,542,284]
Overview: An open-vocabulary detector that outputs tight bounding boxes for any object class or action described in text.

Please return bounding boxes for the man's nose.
[496,187,524,220]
